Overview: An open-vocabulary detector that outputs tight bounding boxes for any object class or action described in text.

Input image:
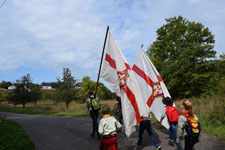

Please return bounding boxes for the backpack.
[166,106,179,123]
[182,113,201,137]
[91,97,101,111]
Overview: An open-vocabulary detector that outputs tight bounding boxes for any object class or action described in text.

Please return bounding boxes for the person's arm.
[86,98,90,111]
[176,116,186,144]
[114,117,122,133]
[160,107,166,122]
[98,119,104,135]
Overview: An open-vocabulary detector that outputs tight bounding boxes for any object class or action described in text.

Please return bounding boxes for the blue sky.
[0,0,224,84]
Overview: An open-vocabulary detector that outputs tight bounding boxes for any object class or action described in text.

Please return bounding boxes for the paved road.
[0,112,225,150]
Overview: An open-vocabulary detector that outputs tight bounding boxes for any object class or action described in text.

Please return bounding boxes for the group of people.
[86,91,201,150]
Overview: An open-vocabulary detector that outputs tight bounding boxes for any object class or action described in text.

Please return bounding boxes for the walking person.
[99,105,122,150]
[86,91,101,141]
[135,113,162,150]
[176,98,201,150]
[161,97,179,146]
[113,96,123,125]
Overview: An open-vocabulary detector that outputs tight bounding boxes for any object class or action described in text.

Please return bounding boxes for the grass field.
[0,117,35,150]
[0,100,117,117]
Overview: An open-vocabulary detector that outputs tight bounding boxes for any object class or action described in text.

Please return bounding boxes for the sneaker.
[156,145,161,150]
[168,140,175,146]
[176,143,182,150]
[134,142,142,148]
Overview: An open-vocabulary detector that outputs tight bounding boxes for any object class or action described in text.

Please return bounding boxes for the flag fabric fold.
[132,48,171,129]
[101,32,149,137]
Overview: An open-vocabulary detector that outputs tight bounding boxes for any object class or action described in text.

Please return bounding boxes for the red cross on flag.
[132,48,171,129]
[101,32,149,137]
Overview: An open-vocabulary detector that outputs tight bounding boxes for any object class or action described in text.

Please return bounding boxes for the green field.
[0,117,35,150]
[0,100,117,117]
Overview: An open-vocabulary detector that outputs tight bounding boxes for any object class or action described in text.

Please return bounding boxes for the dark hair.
[88,91,94,95]
[162,97,173,106]
[102,105,110,115]
[116,96,121,102]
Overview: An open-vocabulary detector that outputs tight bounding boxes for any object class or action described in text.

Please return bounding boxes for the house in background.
[41,83,52,90]
[8,85,16,90]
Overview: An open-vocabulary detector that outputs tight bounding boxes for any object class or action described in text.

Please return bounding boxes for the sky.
[0,0,224,85]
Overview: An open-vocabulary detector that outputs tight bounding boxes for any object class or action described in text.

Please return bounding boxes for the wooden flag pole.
[95,26,109,97]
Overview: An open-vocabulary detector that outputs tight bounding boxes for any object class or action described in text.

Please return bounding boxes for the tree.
[57,68,78,109]
[0,81,12,89]
[147,16,216,98]
[0,89,8,102]
[30,83,41,105]
[8,74,41,108]
[77,76,116,102]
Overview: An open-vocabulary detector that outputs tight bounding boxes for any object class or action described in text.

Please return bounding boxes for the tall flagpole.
[95,26,109,97]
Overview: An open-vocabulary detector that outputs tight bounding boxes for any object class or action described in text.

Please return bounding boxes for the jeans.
[169,123,177,142]
[184,135,198,150]
[137,120,159,148]
[90,110,100,138]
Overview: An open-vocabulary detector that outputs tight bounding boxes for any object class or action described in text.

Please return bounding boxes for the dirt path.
[0,112,224,150]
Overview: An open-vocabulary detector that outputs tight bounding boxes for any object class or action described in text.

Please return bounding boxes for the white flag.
[132,48,171,129]
[101,32,149,137]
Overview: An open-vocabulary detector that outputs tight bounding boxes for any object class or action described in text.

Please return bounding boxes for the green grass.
[0,100,116,117]
[0,107,89,117]
[0,118,35,150]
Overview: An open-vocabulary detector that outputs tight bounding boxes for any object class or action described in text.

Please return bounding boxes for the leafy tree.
[30,84,41,105]
[41,90,58,102]
[77,76,116,102]
[8,74,41,108]
[211,54,225,96]
[0,81,12,89]
[57,68,78,109]
[0,89,8,102]
[147,16,216,98]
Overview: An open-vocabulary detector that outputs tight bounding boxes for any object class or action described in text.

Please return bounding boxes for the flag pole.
[95,26,109,97]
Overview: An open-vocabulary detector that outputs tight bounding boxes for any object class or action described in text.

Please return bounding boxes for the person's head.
[162,97,173,106]
[88,91,94,96]
[181,98,193,116]
[102,105,110,115]
[116,96,121,104]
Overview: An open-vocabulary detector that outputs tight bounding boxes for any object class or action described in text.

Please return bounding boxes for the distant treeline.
[0,69,116,109]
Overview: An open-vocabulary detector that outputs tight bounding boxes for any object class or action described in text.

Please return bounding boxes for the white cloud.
[0,0,224,82]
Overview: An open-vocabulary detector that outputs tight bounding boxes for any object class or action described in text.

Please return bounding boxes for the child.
[176,98,201,150]
[161,97,179,146]
[135,113,161,150]
[99,105,122,150]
